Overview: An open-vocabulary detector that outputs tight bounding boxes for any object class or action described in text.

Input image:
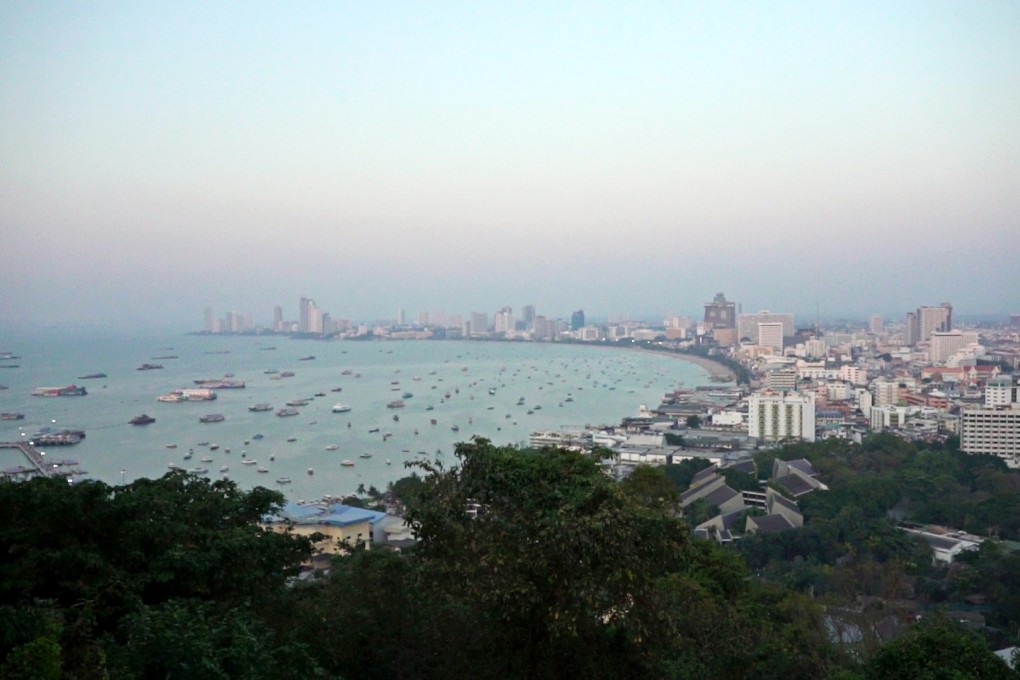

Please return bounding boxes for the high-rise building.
[397,309,406,326]
[748,390,816,442]
[869,315,883,334]
[494,307,514,334]
[273,306,284,331]
[470,312,488,336]
[758,322,785,351]
[571,310,585,331]
[418,311,430,327]
[985,376,1019,408]
[703,293,736,330]
[905,311,919,346]
[917,303,952,342]
[204,307,214,333]
[521,304,536,330]
[738,311,795,343]
[930,330,976,364]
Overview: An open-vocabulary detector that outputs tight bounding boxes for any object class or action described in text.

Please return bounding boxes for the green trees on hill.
[1,438,1016,678]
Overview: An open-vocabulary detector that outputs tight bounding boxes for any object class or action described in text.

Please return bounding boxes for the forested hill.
[1,438,1017,678]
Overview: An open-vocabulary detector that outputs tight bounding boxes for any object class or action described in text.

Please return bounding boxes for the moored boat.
[129,414,155,425]
[199,414,225,423]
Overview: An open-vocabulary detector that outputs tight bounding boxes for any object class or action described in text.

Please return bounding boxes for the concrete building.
[985,376,1019,407]
[571,309,585,331]
[748,390,816,442]
[758,322,785,352]
[738,311,795,343]
[703,292,736,330]
[469,312,489,336]
[960,405,1020,460]
[930,330,977,364]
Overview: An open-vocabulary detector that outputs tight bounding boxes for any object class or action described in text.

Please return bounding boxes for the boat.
[286,399,309,407]
[430,419,437,425]
[402,392,413,399]
[359,453,372,459]
[249,403,273,412]
[387,400,405,409]
[158,388,217,402]
[276,477,291,484]
[331,387,343,392]
[166,443,177,449]
[425,405,434,411]
[253,434,264,440]
[257,467,269,473]
[386,459,392,465]
[287,437,297,442]
[187,467,209,474]
[129,414,155,425]
[368,427,380,433]
[264,369,279,374]
[77,373,107,379]
[30,431,83,445]
[193,379,245,389]
[307,468,314,475]
[314,392,326,397]
[199,414,225,423]
[279,371,295,378]
[136,364,163,371]
[325,444,339,451]
[200,456,213,463]
[151,355,178,360]
[276,408,299,417]
[220,466,229,472]
[341,370,353,375]
[1,413,25,420]
[332,403,352,413]
[242,459,257,465]
[393,414,399,422]
[298,355,315,361]
[32,385,87,397]
[341,460,355,467]
[489,387,497,395]
[451,425,460,432]
[209,444,220,451]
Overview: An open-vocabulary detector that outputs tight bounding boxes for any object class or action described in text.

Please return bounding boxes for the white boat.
[276,477,291,484]
[341,460,354,467]
[242,459,257,465]
[332,402,352,413]
[325,444,339,451]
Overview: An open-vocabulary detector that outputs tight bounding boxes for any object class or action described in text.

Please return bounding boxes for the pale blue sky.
[2,1,1018,330]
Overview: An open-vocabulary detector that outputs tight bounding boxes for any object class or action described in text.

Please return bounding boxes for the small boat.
[257,467,269,473]
[276,408,299,417]
[314,392,326,397]
[386,459,392,465]
[248,403,273,412]
[200,456,213,463]
[298,356,315,361]
[253,434,264,440]
[129,414,155,425]
[199,414,225,423]
[210,444,220,451]
[341,460,355,467]
[137,364,163,371]
[287,437,297,443]
[77,373,107,380]
[430,419,437,425]
[242,459,257,465]
[277,477,291,484]
[393,414,399,422]
[188,467,209,474]
[488,388,497,395]
[166,443,177,449]
[359,453,372,459]
[387,400,405,409]
[325,444,339,451]
[286,399,309,407]
[331,387,343,392]
[220,466,229,472]
[307,468,314,475]
[402,392,413,399]
[332,403,351,413]
[451,425,460,432]
[368,427,380,433]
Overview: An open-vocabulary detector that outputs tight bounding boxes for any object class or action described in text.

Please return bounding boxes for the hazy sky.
[2,2,1019,331]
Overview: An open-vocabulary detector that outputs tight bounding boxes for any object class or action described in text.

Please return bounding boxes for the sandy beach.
[634,348,737,382]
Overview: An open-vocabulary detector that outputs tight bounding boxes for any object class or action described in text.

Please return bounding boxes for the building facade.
[748,390,816,442]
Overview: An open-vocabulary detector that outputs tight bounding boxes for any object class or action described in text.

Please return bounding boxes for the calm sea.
[0,331,710,501]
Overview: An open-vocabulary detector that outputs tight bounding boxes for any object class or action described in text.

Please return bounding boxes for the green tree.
[865,615,1014,679]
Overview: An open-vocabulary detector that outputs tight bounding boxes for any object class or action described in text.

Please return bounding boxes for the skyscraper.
[571,309,585,331]
[521,304,536,330]
[703,293,736,330]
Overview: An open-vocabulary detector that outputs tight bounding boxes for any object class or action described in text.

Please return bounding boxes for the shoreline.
[630,347,737,382]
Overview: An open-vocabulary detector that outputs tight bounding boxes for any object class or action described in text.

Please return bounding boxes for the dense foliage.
[2,437,1017,678]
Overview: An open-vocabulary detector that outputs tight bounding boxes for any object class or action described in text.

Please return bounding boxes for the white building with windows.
[960,405,1020,461]
[748,390,816,442]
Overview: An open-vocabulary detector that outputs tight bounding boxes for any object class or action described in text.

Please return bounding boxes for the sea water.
[0,330,711,501]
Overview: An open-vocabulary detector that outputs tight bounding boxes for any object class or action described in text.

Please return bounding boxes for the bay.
[0,331,711,501]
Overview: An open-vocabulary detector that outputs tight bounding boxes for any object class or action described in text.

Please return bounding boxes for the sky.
[2,1,1019,332]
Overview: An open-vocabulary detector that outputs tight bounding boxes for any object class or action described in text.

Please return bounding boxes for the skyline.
[2,2,1019,331]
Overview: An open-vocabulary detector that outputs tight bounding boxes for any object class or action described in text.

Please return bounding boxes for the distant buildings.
[703,292,736,330]
[571,309,585,331]
[737,311,795,344]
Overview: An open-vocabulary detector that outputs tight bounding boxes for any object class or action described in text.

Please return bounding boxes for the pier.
[0,441,59,479]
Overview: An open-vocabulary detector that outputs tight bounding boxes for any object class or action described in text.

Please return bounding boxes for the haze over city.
[2,2,1019,331]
